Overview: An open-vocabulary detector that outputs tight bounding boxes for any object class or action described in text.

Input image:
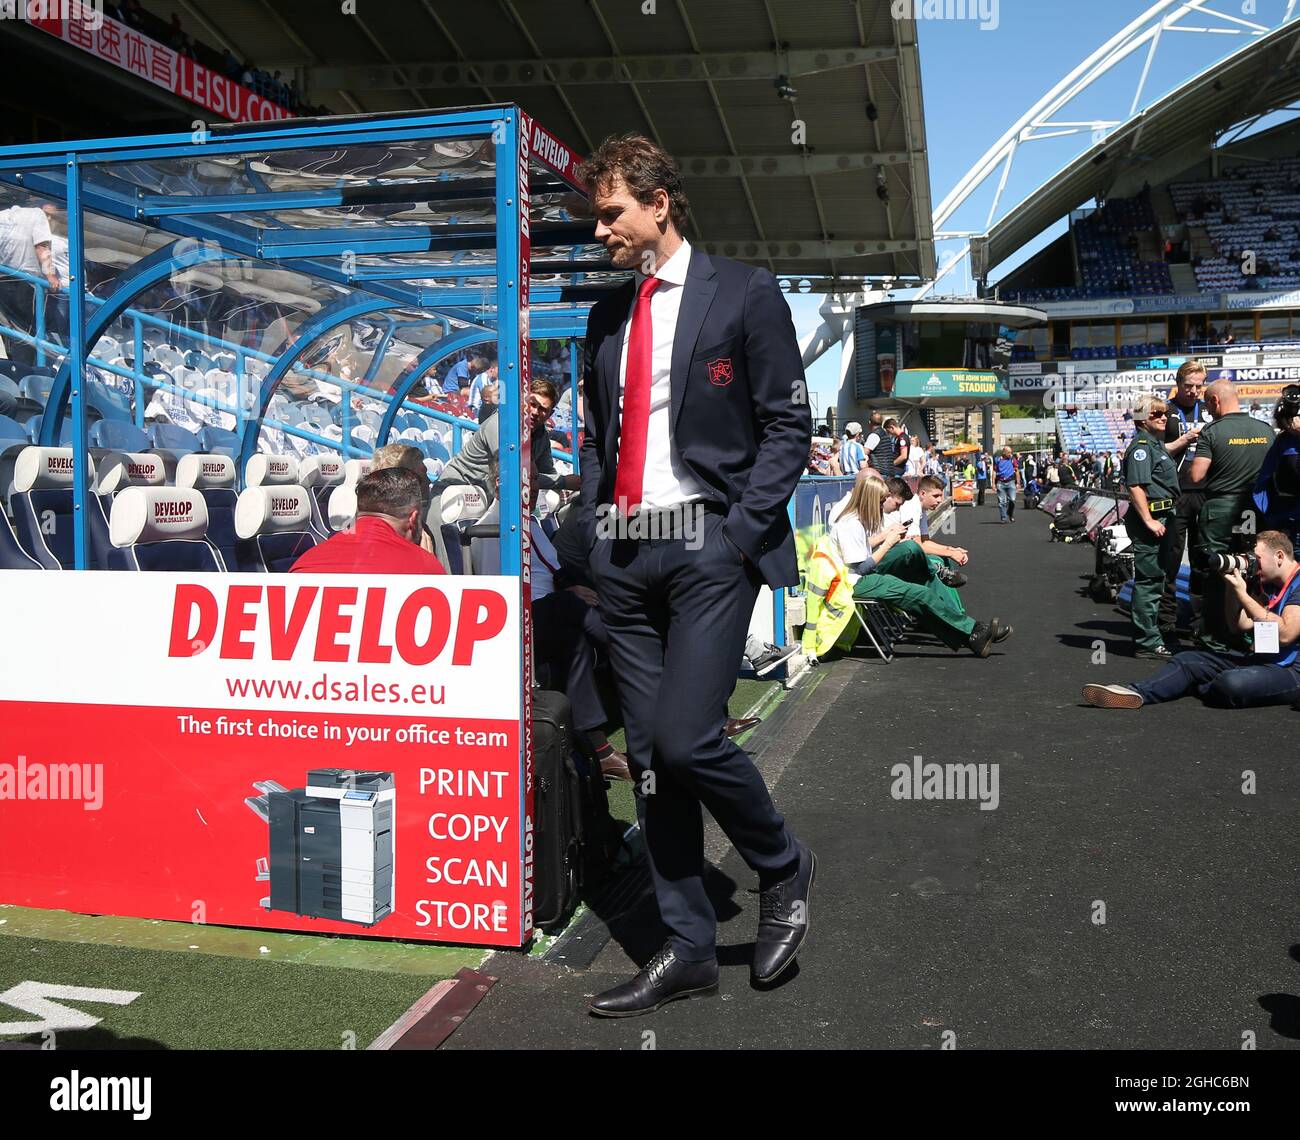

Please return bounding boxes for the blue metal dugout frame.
[0,106,610,573]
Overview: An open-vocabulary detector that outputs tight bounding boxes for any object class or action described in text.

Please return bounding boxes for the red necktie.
[612,275,660,514]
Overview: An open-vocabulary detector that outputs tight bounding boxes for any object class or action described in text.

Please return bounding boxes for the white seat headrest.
[95,451,167,495]
[327,484,358,532]
[176,452,237,489]
[14,446,95,493]
[343,458,372,486]
[110,487,209,546]
[244,453,300,487]
[535,489,561,519]
[235,484,314,539]
[299,454,346,489]
[439,483,489,524]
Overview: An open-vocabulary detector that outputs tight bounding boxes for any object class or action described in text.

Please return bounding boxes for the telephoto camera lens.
[1209,552,1259,575]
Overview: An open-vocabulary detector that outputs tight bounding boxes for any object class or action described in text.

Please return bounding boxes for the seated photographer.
[830,477,1011,657]
[1083,531,1300,710]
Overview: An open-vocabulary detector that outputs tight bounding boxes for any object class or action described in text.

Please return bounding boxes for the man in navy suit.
[575,134,815,1017]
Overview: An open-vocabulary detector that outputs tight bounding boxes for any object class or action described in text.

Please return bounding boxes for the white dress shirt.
[616,238,707,511]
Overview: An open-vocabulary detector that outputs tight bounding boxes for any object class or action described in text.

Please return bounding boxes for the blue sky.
[786,0,1300,419]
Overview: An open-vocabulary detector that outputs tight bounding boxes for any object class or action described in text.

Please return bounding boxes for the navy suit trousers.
[589,510,797,961]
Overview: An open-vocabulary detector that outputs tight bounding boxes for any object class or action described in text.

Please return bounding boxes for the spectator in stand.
[839,422,867,475]
[468,359,498,417]
[442,353,486,396]
[290,468,446,574]
[0,201,62,365]
[862,410,886,470]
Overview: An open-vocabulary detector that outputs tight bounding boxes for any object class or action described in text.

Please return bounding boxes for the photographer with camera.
[1083,530,1300,709]
[1251,384,1300,548]
[1123,397,1181,660]
[1187,378,1273,652]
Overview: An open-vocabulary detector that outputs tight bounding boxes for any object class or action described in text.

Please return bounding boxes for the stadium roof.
[986,17,1300,274]
[140,0,936,287]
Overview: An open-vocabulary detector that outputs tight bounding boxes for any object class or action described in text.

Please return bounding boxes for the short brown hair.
[918,475,945,493]
[1176,360,1207,384]
[576,133,691,232]
[530,377,560,407]
[357,467,424,518]
[1256,530,1295,559]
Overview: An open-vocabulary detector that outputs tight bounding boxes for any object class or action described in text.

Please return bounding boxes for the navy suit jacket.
[578,247,812,588]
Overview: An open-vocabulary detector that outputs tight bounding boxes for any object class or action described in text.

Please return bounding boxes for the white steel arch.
[918,0,1298,299]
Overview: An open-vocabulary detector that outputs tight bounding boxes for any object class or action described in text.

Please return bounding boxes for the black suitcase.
[532,689,585,933]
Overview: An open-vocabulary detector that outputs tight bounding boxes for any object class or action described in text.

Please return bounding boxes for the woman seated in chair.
[829,476,1011,658]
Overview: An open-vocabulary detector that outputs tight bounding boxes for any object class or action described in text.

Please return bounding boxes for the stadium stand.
[1171,156,1300,293]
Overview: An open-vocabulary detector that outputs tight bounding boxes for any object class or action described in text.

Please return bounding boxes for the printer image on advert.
[244,769,395,927]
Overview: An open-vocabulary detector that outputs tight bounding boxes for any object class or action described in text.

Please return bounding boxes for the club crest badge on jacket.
[707,358,734,386]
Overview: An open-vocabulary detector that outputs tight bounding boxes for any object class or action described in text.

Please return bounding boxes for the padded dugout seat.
[298,453,347,538]
[234,483,318,572]
[108,487,224,572]
[11,446,98,569]
[176,452,241,572]
[435,483,490,575]
[90,450,168,569]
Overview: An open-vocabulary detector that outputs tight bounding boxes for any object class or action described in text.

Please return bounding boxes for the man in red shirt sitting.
[290,467,446,575]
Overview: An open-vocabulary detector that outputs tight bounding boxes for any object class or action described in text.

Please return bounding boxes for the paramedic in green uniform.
[1188,377,1273,651]
[1124,397,1181,659]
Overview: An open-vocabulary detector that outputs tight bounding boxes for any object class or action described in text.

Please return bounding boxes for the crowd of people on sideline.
[1084,360,1300,711]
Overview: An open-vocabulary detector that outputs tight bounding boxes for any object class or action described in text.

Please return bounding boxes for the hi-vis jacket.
[801,534,858,657]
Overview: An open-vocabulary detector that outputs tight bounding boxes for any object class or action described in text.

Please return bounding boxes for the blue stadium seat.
[0,510,41,568]
[107,487,225,572]
[87,384,135,423]
[148,422,202,453]
[198,425,241,456]
[0,412,26,448]
[88,420,150,452]
[24,415,73,446]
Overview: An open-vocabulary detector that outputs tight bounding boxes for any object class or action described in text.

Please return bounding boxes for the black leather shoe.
[588,942,719,1017]
[968,622,995,657]
[936,566,968,588]
[752,843,816,984]
[991,618,1013,643]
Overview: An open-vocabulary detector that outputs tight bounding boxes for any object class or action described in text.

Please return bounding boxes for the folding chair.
[853,599,896,663]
